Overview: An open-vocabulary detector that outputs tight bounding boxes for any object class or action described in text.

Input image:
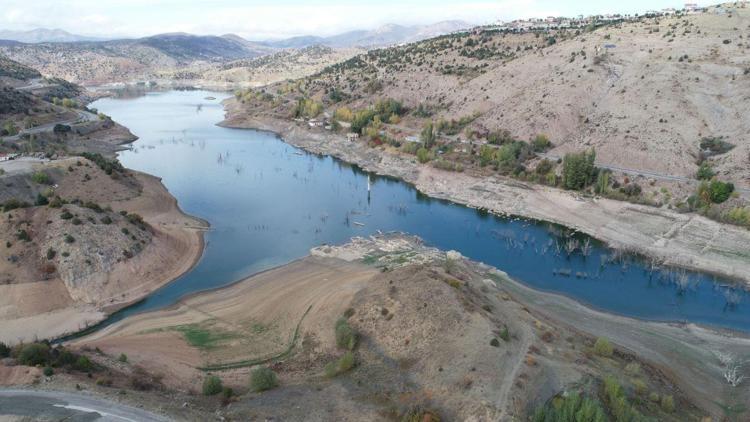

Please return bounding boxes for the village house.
[346,132,360,142]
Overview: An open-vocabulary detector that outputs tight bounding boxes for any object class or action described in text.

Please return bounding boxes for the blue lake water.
[87,89,748,333]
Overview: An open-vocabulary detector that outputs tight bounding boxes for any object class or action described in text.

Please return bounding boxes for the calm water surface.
[88,90,749,332]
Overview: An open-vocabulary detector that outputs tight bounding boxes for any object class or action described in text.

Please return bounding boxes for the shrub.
[490,338,500,347]
[499,326,510,342]
[16,229,31,242]
[202,375,223,395]
[660,395,675,413]
[416,147,432,163]
[43,367,54,376]
[75,356,93,371]
[593,337,613,357]
[249,366,278,392]
[46,248,56,260]
[31,172,51,185]
[696,162,715,180]
[100,216,113,224]
[325,351,355,378]
[18,343,50,366]
[0,342,10,358]
[118,353,128,363]
[532,392,606,422]
[531,134,552,152]
[64,234,75,244]
[708,180,734,204]
[60,210,73,220]
[335,318,357,350]
[35,194,49,206]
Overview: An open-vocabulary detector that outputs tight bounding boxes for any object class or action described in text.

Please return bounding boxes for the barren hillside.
[235,4,750,190]
[157,45,362,89]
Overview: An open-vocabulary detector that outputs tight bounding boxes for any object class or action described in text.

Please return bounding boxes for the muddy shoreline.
[219,103,750,288]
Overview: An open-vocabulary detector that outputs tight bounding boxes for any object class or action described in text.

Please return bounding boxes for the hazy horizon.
[1,0,712,41]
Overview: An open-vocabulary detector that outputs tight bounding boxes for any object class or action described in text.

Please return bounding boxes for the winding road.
[0,389,169,421]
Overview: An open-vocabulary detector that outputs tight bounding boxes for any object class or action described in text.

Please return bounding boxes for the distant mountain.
[261,20,473,49]
[0,28,105,43]
[138,33,272,61]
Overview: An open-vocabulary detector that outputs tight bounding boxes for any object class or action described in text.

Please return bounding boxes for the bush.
[660,395,675,413]
[202,375,223,396]
[490,338,500,347]
[18,343,50,366]
[531,134,552,152]
[696,162,715,180]
[324,351,355,378]
[43,367,54,376]
[532,391,606,422]
[0,342,10,358]
[249,366,278,392]
[75,356,93,371]
[708,180,734,204]
[499,326,510,342]
[46,248,56,260]
[118,353,128,363]
[416,147,432,163]
[593,337,613,357]
[31,172,51,185]
[35,194,49,206]
[335,318,357,350]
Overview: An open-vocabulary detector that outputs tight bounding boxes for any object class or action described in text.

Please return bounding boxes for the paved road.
[0,389,169,421]
[1,109,98,143]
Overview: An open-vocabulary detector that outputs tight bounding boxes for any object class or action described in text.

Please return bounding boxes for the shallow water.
[88,89,748,332]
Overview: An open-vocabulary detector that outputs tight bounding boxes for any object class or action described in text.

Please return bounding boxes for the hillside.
[157,45,362,88]
[0,34,273,85]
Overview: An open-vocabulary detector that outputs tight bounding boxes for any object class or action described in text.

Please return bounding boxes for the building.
[0,153,18,162]
[346,133,360,142]
[684,3,699,12]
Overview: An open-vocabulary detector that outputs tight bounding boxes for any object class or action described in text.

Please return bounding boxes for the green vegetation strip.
[197,305,313,371]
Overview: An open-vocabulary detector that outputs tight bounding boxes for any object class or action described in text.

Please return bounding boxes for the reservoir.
[90,89,748,332]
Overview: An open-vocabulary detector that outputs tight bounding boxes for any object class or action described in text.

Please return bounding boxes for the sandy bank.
[220,106,750,288]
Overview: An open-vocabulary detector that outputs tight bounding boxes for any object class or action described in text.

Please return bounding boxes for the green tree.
[420,121,436,148]
[562,149,596,190]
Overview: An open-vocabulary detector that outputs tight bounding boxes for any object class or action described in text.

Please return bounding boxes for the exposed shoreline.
[219,103,750,288]
[71,234,750,417]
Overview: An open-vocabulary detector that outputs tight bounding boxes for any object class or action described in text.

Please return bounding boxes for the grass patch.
[198,305,312,371]
[173,323,238,350]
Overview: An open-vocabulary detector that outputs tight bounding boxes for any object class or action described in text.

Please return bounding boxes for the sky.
[0,0,709,40]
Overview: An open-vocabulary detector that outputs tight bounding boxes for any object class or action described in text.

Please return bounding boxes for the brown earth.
[0,157,206,343]
[68,235,748,421]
